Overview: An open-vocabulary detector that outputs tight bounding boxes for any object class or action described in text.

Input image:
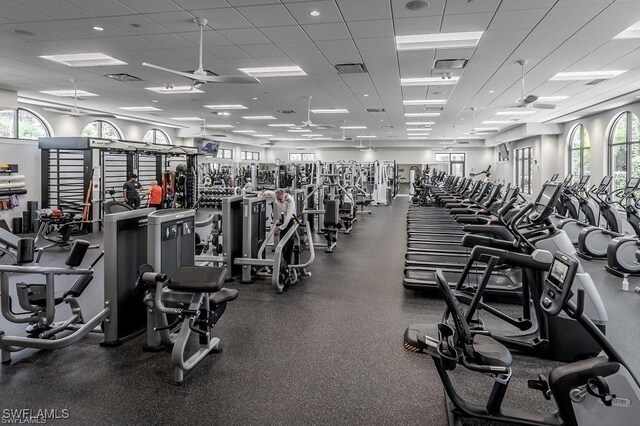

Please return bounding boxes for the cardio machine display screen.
[536,184,558,207]
[549,258,570,291]
[563,175,573,186]
[626,178,640,191]
[579,175,590,186]
[600,176,612,188]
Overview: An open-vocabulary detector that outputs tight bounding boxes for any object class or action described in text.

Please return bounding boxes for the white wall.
[0,139,41,224]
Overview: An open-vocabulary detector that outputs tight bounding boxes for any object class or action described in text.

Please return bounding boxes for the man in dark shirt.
[123,174,143,209]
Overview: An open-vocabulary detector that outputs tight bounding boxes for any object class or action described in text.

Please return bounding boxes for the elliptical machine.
[404,251,640,426]
[578,177,640,259]
[606,183,640,276]
[557,176,609,244]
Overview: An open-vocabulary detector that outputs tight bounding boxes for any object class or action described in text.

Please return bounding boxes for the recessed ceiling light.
[206,124,234,128]
[232,130,256,133]
[146,86,203,94]
[341,126,367,129]
[310,108,349,114]
[405,112,440,117]
[613,22,640,39]
[40,53,126,67]
[488,90,495,94]
[400,77,459,86]
[403,99,446,105]
[170,117,203,121]
[364,94,369,97]
[483,120,514,124]
[205,104,247,110]
[151,99,158,103]
[302,134,324,137]
[288,129,312,133]
[268,123,295,127]
[495,110,536,116]
[550,70,626,81]
[238,66,306,78]
[39,89,99,97]
[309,137,332,140]
[309,10,321,17]
[536,96,569,102]
[408,136,429,139]
[252,97,258,100]
[118,106,162,112]
[396,31,483,51]
[93,26,104,31]
[242,115,276,120]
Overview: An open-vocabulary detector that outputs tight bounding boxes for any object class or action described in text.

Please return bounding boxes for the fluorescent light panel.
[403,99,446,105]
[401,77,459,86]
[396,31,483,51]
[613,22,640,39]
[406,122,435,126]
[232,130,256,133]
[288,129,311,133]
[268,123,295,127]
[495,110,536,116]
[253,134,273,137]
[40,90,99,97]
[483,120,514,124]
[239,66,306,77]
[302,134,324,137]
[356,135,377,138]
[146,86,203,94]
[205,104,247,110]
[206,125,234,128]
[242,115,276,120]
[341,126,367,129]
[119,106,162,112]
[40,53,126,67]
[310,108,349,114]
[405,112,440,117]
[535,96,568,102]
[170,117,203,121]
[550,70,626,81]
[472,127,499,132]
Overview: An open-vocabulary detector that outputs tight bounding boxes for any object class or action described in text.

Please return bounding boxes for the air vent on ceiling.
[14,29,36,36]
[335,63,368,74]
[423,106,443,111]
[406,0,429,11]
[381,125,394,129]
[278,110,296,114]
[367,108,385,113]
[457,141,470,144]
[104,73,142,82]
[263,142,275,146]
[586,79,607,86]
[433,59,468,70]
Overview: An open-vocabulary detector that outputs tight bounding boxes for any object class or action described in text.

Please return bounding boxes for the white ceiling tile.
[489,8,550,31]
[336,0,392,22]
[315,39,359,55]
[236,4,297,27]
[15,0,92,19]
[323,52,363,64]
[142,33,196,49]
[64,0,136,16]
[104,15,172,35]
[260,25,310,44]
[171,0,230,9]
[0,24,59,42]
[64,18,134,36]
[124,0,185,13]
[441,12,494,32]
[146,11,202,32]
[240,43,285,57]
[4,1,58,22]
[179,30,234,47]
[218,28,270,44]
[354,37,395,53]
[227,0,281,6]
[394,16,441,36]
[284,1,344,25]
[302,22,351,41]
[206,45,252,59]
[390,0,445,18]
[107,35,163,52]
[499,0,556,11]
[346,19,394,39]
[192,7,254,29]
[254,57,296,66]
[445,0,501,15]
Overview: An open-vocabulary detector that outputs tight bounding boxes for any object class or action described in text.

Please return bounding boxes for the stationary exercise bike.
[578,177,640,259]
[404,251,640,426]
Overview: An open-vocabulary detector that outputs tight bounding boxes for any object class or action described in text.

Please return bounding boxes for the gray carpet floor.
[0,198,639,425]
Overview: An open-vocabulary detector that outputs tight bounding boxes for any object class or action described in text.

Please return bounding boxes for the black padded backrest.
[324,200,339,227]
[104,201,133,214]
[66,240,90,267]
[16,238,34,264]
[0,221,20,249]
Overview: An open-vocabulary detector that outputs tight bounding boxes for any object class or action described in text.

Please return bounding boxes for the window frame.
[608,111,640,189]
[289,153,302,161]
[515,146,533,194]
[143,128,171,145]
[81,120,123,140]
[0,107,52,140]
[568,123,591,178]
[215,148,234,160]
[241,151,260,161]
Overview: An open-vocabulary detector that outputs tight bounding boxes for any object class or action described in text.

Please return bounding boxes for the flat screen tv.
[199,138,220,156]
[498,143,509,162]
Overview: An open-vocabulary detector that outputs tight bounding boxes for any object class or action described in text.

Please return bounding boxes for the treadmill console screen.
[540,253,579,316]
[626,177,640,191]
[579,175,590,186]
[550,173,559,182]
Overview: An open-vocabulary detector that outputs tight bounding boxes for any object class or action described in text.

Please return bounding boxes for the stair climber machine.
[557,176,610,244]
[550,174,587,228]
[235,194,315,293]
[606,184,640,276]
[403,251,638,426]
[578,176,640,260]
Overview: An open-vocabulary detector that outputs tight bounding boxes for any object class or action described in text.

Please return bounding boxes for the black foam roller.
[12,217,23,235]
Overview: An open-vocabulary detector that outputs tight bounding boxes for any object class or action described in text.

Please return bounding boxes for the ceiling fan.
[293,96,336,129]
[352,140,366,149]
[506,59,556,110]
[43,79,112,118]
[331,120,353,141]
[360,141,378,152]
[191,114,226,138]
[142,18,260,87]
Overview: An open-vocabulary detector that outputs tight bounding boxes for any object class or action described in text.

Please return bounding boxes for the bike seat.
[471,334,512,368]
[210,288,238,305]
[168,266,227,293]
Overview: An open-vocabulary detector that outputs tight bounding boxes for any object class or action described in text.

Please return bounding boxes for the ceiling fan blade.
[523,94,538,104]
[532,103,556,110]
[142,62,259,84]
[308,123,335,128]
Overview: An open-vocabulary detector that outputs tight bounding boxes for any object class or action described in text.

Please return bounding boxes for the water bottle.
[622,274,630,292]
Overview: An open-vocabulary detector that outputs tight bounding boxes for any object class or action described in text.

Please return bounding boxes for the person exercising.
[259,188,296,265]
[243,177,254,193]
[484,172,492,183]
[123,174,143,209]
[148,180,163,209]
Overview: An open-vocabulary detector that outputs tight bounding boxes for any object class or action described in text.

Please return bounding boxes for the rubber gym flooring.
[1,197,639,425]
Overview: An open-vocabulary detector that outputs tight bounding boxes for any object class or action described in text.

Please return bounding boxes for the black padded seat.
[210,288,239,304]
[168,266,227,292]
[104,201,133,214]
[471,334,512,368]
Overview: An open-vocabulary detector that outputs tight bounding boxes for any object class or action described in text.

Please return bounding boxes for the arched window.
[81,120,122,139]
[568,124,591,178]
[143,128,171,145]
[0,108,51,140]
[608,111,640,189]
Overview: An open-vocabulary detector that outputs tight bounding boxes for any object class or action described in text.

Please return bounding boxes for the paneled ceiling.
[2,0,640,148]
